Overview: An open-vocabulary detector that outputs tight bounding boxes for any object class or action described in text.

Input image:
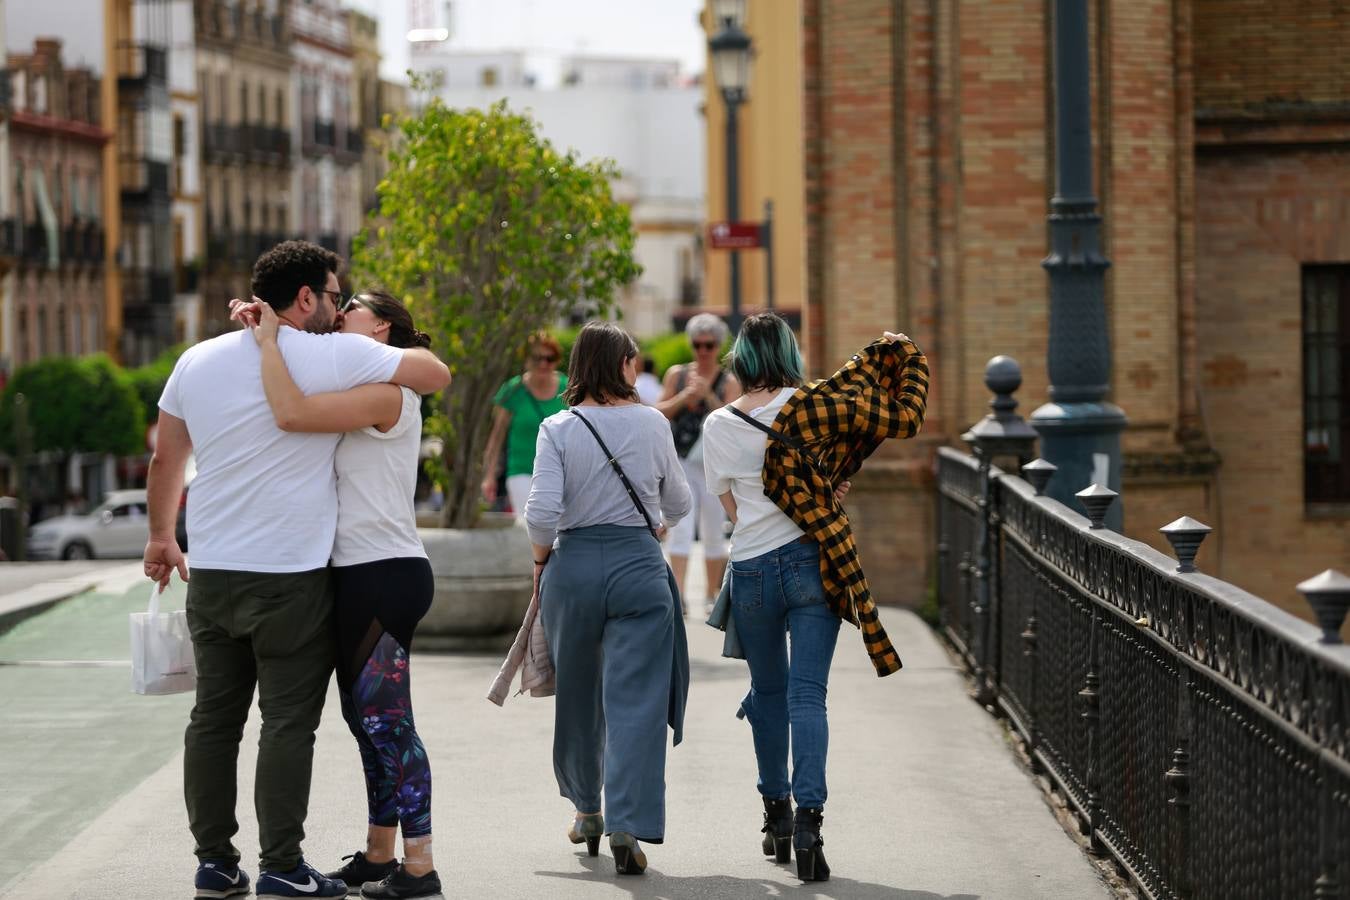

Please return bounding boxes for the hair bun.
[413,329,432,349]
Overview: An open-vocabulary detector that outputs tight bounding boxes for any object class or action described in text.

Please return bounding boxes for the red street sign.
[708,221,763,250]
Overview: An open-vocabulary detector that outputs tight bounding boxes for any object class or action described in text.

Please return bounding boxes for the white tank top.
[331,386,428,566]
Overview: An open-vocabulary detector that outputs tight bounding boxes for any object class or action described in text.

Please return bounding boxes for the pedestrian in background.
[481,332,568,516]
[701,312,928,883]
[656,313,739,611]
[525,321,691,876]
[143,241,449,900]
[634,354,663,406]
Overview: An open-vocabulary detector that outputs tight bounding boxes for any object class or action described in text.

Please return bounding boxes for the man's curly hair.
[250,241,341,313]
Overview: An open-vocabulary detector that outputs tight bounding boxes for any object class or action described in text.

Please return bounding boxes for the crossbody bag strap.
[569,409,660,540]
[726,405,831,481]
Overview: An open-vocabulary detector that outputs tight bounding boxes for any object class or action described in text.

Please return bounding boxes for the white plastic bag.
[130,581,196,695]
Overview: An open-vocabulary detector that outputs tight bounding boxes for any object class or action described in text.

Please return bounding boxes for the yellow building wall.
[703,1,805,343]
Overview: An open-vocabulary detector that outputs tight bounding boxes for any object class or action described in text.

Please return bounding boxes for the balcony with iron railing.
[122,269,175,309]
[61,222,105,265]
[242,124,291,162]
[935,356,1350,900]
[120,158,171,205]
[116,44,167,91]
[201,121,239,159]
[203,230,288,269]
[19,223,49,264]
[337,128,364,162]
[301,120,337,158]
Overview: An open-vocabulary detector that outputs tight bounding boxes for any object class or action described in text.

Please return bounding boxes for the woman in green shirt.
[482,332,569,515]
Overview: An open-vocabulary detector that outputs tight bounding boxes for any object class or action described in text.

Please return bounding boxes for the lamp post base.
[1029,401,1127,532]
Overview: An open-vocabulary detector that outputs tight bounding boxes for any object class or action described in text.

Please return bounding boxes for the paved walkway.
[0,559,1112,899]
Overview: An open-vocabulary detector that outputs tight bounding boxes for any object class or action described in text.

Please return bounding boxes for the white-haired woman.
[656,313,740,612]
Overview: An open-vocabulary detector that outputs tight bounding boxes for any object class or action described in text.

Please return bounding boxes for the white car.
[26,490,151,560]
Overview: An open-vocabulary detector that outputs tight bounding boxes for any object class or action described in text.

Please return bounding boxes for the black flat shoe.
[794,807,831,882]
[326,852,397,894]
[360,865,441,899]
[609,832,647,876]
[760,797,793,863]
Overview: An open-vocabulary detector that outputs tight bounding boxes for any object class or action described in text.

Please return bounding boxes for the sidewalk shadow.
[537,853,980,899]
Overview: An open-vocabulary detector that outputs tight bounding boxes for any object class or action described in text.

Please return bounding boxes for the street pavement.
[0,555,1113,899]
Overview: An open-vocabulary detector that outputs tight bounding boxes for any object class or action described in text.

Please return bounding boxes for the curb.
[0,579,98,636]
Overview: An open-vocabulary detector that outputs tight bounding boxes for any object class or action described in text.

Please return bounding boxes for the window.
[14,162,25,223]
[240,82,249,123]
[1303,265,1350,505]
[173,115,186,193]
[480,67,498,87]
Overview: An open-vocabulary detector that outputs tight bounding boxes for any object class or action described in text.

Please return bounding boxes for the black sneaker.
[256,859,347,898]
[360,865,442,899]
[327,852,398,893]
[195,859,250,899]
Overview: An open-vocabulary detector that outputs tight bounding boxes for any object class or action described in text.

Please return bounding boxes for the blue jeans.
[730,539,841,810]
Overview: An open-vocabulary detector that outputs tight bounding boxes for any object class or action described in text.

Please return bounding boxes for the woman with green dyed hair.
[701,311,927,883]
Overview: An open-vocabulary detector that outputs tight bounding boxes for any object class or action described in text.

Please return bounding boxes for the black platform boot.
[793,807,830,882]
[760,797,793,863]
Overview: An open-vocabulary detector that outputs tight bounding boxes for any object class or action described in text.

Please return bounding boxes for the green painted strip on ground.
[0,579,196,892]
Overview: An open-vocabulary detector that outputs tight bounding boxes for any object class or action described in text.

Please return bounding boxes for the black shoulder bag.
[726,405,831,481]
[569,409,661,540]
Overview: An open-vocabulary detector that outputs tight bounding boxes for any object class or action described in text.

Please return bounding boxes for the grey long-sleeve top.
[524,403,692,548]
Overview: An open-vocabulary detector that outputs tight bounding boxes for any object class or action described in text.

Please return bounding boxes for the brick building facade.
[791,0,1348,621]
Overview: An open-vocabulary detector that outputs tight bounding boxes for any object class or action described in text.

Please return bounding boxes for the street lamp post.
[1030,0,1127,531]
[708,1,752,334]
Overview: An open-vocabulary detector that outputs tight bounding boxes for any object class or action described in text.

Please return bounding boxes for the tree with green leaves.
[352,94,642,527]
[127,344,187,425]
[0,354,145,457]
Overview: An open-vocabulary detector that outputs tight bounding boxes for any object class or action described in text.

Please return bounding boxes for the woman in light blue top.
[524,321,691,876]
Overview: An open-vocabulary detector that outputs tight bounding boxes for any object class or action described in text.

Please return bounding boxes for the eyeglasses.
[316,288,346,307]
[692,341,718,351]
[339,296,363,313]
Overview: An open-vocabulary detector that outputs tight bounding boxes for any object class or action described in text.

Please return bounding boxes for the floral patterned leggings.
[334,558,435,837]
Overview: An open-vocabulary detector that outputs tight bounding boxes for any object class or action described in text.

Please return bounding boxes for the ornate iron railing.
[936,368,1350,900]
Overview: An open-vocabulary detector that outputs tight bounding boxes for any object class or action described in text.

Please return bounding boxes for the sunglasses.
[531,353,559,364]
[692,341,718,351]
[339,296,363,313]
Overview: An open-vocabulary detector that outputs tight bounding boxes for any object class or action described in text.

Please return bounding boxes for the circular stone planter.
[416,516,533,652]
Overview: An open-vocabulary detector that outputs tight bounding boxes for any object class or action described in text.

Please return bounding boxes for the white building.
[164,0,202,345]
[408,45,704,336]
[290,0,361,255]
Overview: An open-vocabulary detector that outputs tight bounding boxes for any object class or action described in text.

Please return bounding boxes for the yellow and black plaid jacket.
[761,338,929,677]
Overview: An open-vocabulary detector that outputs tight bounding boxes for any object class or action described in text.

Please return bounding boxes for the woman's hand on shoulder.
[230,297,280,346]
[251,300,280,346]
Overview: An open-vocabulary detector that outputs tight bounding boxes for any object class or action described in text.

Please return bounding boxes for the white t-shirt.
[159,328,403,572]
[701,388,805,562]
[332,386,427,566]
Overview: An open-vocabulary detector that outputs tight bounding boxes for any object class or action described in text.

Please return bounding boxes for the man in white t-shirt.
[142,241,450,899]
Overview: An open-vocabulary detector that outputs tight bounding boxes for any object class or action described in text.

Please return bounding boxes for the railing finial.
[966,356,1039,462]
[985,355,1022,416]
[1159,516,1212,574]
[1297,569,1350,644]
[1075,483,1118,529]
[1022,458,1057,496]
